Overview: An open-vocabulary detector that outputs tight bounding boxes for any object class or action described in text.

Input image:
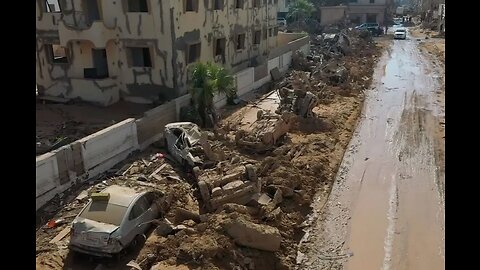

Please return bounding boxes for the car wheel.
[130,234,146,249]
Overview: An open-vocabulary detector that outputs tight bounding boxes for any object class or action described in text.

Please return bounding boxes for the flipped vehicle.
[69,185,161,257]
[164,122,204,168]
[394,27,407,39]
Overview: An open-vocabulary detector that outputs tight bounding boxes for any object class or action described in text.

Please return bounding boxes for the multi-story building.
[277,0,290,19]
[36,0,278,106]
[347,0,392,25]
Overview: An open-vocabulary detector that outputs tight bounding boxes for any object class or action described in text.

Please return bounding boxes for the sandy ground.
[298,30,445,270]
[35,32,382,270]
[36,101,151,155]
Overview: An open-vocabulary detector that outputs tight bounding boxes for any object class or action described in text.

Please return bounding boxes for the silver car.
[69,185,161,257]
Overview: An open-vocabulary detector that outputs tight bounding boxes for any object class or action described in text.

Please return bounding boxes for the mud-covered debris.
[174,208,201,224]
[154,219,174,236]
[223,216,281,252]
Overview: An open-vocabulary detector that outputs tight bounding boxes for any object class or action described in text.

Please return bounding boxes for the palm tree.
[287,0,315,23]
[189,62,236,127]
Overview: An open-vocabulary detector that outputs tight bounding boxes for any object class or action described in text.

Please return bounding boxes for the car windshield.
[396,29,406,33]
[79,201,129,226]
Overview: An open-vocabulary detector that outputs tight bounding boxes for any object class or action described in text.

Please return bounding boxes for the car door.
[123,196,150,245]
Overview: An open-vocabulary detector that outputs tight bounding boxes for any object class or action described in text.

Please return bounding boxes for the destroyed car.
[164,122,203,168]
[69,185,161,257]
[235,110,291,153]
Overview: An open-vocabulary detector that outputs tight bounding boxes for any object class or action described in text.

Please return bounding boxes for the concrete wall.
[319,6,347,26]
[347,0,388,24]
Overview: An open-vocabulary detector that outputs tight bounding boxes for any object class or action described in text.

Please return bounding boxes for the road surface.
[297,37,445,270]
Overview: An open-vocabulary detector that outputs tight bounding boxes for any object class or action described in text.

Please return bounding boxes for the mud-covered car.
[69,185,162,257]
[164,122,204,168]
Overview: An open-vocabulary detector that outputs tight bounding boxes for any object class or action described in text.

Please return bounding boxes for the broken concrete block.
[211,187,223,197]
[251,193,272,206]
[174,208,201,224]
[154,219,174,236]
[224,217,281,251]
[223,180,244,190]
[222,203,259,215]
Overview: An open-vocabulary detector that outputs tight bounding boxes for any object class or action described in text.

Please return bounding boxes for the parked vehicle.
[69,185,162,257]
[355,23,383,36]
[277,17,287,28]
[394,28,407,39]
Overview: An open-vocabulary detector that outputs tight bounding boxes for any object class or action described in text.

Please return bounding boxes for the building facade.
[36,0,278,106]
[347,0,392,25]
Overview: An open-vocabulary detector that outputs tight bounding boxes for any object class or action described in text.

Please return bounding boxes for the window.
[349,0,358,2]
[46,44,69,64]
[214,0,224,10]
[128,47,152,67]
[236,34,246,50]
[269,28,273,37]
[235,0,244,9]
[214,38,226,57]
[187,43,201,63]
[274,27,279,36]
[268,0,272,4]
[44,0,61,12]
[185,0,198,12]
[127,0,148,12]
[79,201,128,226]
[129,196,149,220]
[253,0,260,8]
[253,30,261,45]
[370,0,375,3]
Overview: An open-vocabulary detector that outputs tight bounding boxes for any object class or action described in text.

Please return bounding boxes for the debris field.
[36,29,381,270]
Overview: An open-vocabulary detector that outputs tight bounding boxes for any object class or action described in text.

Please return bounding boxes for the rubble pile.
[36,27,381,270]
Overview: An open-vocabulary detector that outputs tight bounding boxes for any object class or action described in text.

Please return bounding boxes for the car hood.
[72,217,120,234]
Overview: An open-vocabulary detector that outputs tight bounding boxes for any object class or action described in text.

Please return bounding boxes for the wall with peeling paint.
[36,0,278,106]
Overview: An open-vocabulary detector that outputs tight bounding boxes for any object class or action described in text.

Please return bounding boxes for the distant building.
[347,0,393,25]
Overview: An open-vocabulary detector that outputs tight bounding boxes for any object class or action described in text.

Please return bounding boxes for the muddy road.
[298,37,445,269]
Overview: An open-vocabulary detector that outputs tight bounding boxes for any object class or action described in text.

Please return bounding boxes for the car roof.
[100,185,144,207]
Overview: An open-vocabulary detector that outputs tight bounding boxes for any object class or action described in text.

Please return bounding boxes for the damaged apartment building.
[36,0,279,106]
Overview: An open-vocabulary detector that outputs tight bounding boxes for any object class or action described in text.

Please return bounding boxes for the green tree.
[189,62,236,127]
[287,0,316,22]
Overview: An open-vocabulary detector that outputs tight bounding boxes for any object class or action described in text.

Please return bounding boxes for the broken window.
[214,38,226,57]
[236,34,246,50]
[44,0,61,12]
[185,0,198,12]
[253,30,261,45]
[253,0,261,8]
[127,0,148,12]
[187,43,201,64]
[274,27,279,36]
[235,0,244,9]
[214,0,224,10]
[46,44,69,64]
[128,47,152,67]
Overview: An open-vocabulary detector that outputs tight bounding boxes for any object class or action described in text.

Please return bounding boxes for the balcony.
[58,20,116,48]
[37,13,61,32]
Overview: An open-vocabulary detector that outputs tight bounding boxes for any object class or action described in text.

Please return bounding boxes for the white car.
[394,28,407,39]
[69,185,161,257]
